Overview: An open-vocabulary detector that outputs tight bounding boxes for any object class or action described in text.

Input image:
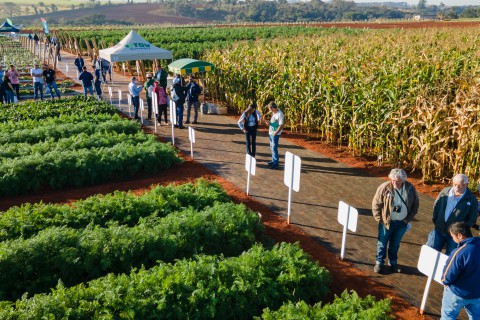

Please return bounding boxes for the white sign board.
[418,245,448,284]
[108,86,113,104]
[338,201,358,232]
[245,154,257,195]
[170,99,176,145]
[139,99,144,123]
[127,94,132,116]
[284,151,301,192]
[188,126,196,144]
[417,245,448,314]
[118,89,122,108]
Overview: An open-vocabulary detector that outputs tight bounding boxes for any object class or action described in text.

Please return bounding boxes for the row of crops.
[0,179,391,318]
[203,27,480,183]
[0,96,180,196]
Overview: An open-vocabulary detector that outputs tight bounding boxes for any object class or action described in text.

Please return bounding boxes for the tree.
[417,0,427,10]
[2,2,21,18]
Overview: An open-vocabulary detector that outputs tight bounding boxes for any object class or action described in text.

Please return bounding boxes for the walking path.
[54,48,457,319]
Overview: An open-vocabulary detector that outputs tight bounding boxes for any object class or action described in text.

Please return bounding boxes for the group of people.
[76,53,111,100]
[372,169,479,319]
[0,63,61,104]
[237,101,284,170]
[127,65,203,127]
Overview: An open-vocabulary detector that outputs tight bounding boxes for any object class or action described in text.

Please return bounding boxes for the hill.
[15,3,208,26]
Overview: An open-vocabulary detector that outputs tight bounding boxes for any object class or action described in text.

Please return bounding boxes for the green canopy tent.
[168,58,215,105]
[168,58,214,75]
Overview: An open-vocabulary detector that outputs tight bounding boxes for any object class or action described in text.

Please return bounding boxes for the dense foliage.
[0,97,180,196]
[0,202,262,301]
[0,179,230,242]
[259,290,392,319]
[0,243,331,319]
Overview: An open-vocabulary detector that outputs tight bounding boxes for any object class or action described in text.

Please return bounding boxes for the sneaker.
[269,163,279,170]
[192,121,198,124]
[373,263,384,274]
[185,121,190,124]
[390,264,402,273]
[267,161,274,165]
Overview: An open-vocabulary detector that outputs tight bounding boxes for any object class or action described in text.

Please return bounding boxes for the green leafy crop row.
[0,243,330,319]
[0,202,262,301]
[0,179,229,242]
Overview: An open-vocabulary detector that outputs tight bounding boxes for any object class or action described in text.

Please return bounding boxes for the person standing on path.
[265,102,284,169]
[8,65,21,100]
[372,168,419,274]
[43,65,61,100]
[1,71,15,104]
[238,103,262,158]
[144,73,155,120]
[93,66,102,100]
[0,66,5,104]
[74,53,84,73]
[185,75,202,124]
[440,222,480,319]
[78,66,94,97]
[172,76,187,129]
[427,174,478,255]
[155,65,168,91]
[128,77,143,120]
[154,80,168,125]
[30,63,44,101]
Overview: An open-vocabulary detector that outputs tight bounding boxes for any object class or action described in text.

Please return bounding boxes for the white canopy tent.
[99,30,172,62]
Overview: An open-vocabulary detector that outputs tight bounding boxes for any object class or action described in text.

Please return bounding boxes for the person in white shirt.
[427,174,478,255]
[128,77,143,120]
[238,103,262,158]
[30,63,44,101]
[265,101,284,169]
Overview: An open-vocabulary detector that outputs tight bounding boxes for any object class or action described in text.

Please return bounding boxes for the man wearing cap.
[185,75,202,124]
[265,101,284,169]
[144,73,155,120]
[30,63,44,101]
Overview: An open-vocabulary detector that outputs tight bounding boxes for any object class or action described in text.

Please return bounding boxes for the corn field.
[203,28,480,184]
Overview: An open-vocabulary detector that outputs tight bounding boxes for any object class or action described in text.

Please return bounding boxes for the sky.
[353,0,480,6]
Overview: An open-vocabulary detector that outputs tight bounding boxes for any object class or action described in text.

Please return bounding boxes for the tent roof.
[98,30,172,63]
[168,58,215,75]
[0,21,19,33]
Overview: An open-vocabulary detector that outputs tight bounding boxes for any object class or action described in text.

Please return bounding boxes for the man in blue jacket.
[427,174,478,255]
[441,222,480,319]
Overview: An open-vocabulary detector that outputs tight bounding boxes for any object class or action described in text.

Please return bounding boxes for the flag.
[41,17,49,34]
[6,18,13,26]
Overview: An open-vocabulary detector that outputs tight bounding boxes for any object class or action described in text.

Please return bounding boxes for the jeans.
[376,220,408,265]
[34,82,43,100]
[245,126,257,157]
[83,85,93,97]
[0,86,5,103]
[426,229,457,256]
[132,96,140,118]
[94,83,102,99]
[12,83,20,99]
[176,101,184,127]
[4,90,15,104]
[46,82,61,98]
[146,97,152,119]
[269,134,280,165]
[441,286,480,320]
[186,100,200,122]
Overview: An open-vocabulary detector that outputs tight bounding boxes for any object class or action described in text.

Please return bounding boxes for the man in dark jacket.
[78,66,94,97]
[372,168,419,274]
[427,174,478,255]
[155,65,168,91]
[441,222,480,319]
[185,75,202,124]
[172,75,187,129]
[74,54,84,73]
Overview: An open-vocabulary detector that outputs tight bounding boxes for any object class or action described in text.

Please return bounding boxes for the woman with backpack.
[238,103,262,158]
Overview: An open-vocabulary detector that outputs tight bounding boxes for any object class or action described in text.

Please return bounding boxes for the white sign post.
[152,92,158,133]
[284,151,301,224]
[127,94,132,116]
[170,99,176,145]
[139,99,144,124]
[76,70,79,79]
[417,245,448,314]
[245,154,256,195]
[65,64,69,74]
[108,86,113,104]
[118,89,122,109]
[188,127,196,159]
[337,201,359,260]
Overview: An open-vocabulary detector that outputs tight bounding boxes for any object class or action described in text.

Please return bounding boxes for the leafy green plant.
[0,243,330,319]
